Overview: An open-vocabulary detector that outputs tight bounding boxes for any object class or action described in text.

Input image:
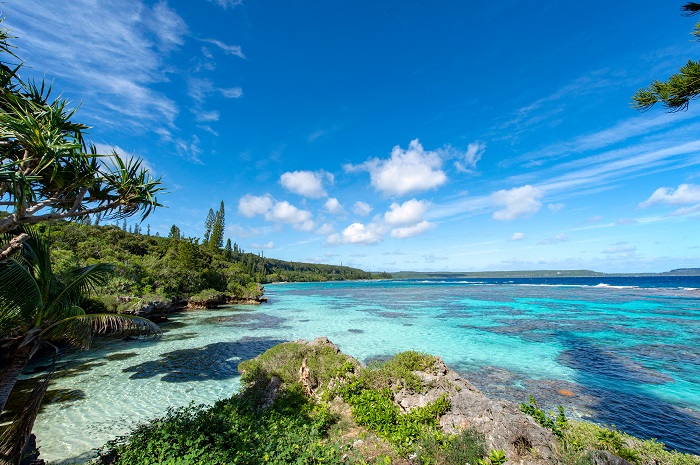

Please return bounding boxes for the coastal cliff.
[97,338,699,465]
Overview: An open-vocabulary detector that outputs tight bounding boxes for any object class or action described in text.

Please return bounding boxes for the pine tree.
[632,3,700,111]
[224,238,233,259]
[147,224,151,236]
[203,208,215,245]
[209,201,225,249]
[122,219,127,231]
[168,225,181,240]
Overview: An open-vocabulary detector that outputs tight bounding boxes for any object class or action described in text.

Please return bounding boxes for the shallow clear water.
[30,278,700,462]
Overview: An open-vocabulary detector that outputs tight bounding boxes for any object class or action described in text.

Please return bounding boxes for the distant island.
[387,268,700,279]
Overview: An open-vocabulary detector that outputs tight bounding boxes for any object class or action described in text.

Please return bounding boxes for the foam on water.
[28,278,700,462]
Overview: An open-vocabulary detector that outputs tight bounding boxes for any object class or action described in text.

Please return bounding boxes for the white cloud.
[194,109,220,123]
[336,223,386,245]
[390,221,433,239]
[94,143,157,176]
[266,201,313,225]
[491,185,543,220]
[6,1,183,131]
[352,201,373,216]
[316,223,335,235]
[207,0,243,9]
[200,38,245,58]
[548,203,565,212]
[384,199,430,226]
[280,170,332,198]
[238,194,273,217]
[188,78,243,104]
[174,135,203,164]
[510,232,525,241]
[324,198,345,215]
[347,139,447,196]
[451,142,486,173]
[639,184,700,208]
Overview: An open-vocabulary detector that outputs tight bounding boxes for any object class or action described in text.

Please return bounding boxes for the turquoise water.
[30,279,700,462]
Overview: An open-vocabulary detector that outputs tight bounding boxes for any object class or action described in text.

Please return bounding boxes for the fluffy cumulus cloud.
[390,221,433,239]
[267,201,313,225]
[238,194,313,230]
[327,222,386,245]
[384,199,430,226]
[346,139,447,196]
[639,183,700,208]
[510,232,525,241]
[352,201,373,216]
[324,198,345,215]
[451,141,486,173]
[491,185,543,220]
[280,170,333,198]
[238,194,274,217]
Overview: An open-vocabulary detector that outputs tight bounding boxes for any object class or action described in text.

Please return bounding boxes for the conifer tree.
[224,238,233,259]
[203,208,215,245]
[168,225,181,240]
[209,201,225,249]
[632,3,700,111]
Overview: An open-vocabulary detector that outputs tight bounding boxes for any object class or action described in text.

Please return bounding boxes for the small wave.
[591,283,639,289]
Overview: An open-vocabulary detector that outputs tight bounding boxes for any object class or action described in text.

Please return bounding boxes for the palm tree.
[0,20,164,259]
[0,227,161,464]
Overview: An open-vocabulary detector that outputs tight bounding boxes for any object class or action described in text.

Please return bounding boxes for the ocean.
[27,276,700,462]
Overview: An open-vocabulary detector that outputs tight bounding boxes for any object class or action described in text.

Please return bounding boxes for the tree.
[0,21,164,259]
[168,224,181,241]
[632,3,700,111]
[0,227,160,462]
[209,201,225,249]
[203,208,215,246]
[224,238,233,259]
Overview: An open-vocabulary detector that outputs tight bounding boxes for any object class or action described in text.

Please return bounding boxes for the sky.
[4,1,700,273]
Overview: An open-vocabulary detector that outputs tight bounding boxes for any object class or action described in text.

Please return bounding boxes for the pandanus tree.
[0,20,164,259]
[0,227,162,463]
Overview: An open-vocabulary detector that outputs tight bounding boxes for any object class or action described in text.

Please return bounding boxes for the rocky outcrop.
[393,358,558,465]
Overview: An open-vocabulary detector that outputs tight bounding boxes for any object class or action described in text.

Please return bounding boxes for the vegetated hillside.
[41,221,376,302]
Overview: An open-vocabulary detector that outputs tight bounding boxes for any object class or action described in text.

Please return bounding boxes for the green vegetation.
[520,397,700,465]
[101,387,343,465]
[0,227,160,463]
[43,219,376,303]
[632,3,700,111]
[0,19,162,260]
[102,345,490,465]
[100,344,700,465]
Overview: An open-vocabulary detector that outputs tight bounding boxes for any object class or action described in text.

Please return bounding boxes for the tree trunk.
[0,340,35,419]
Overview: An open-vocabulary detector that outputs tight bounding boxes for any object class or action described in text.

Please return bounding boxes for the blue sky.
[5,1,700,272]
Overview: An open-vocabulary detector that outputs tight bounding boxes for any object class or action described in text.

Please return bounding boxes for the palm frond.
[0,342,58,464]
[46,263,114,317]
[39,314,161,348]
[0,258,42,334]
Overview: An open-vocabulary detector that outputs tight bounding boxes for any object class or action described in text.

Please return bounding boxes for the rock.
[587,450,635,465]
[394,357,558,465]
